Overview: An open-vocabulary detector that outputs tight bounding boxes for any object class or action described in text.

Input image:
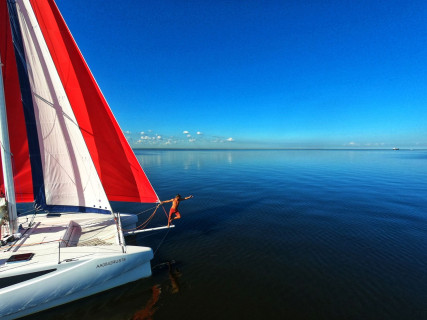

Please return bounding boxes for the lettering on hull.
[96,257,126,268]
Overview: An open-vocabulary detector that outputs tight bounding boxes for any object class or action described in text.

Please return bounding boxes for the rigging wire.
[153,226,171,256]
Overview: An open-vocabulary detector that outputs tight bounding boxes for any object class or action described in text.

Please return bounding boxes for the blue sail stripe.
[44,205,111,215]
[7,0,47,209]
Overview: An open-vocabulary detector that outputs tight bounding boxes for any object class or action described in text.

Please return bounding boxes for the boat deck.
[0,213,121,270]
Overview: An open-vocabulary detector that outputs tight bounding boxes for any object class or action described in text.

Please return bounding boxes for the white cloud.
[130,130,240,148]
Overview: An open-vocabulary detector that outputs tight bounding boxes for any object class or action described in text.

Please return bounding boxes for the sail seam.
[33,92,82,130]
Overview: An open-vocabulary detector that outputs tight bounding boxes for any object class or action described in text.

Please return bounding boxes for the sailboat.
[0,0,165,318]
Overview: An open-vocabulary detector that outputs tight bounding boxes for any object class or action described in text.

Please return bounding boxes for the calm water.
[29,150,426,320]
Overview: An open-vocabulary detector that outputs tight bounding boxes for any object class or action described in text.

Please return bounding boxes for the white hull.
[0,213,153,319]
[0,246,152,319]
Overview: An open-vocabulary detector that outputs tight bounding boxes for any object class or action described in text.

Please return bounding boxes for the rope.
[161,204,169,219]
[153,226,171,256]
[120,202,172,232]
[121,202,172,256]
[122,205,159,218]
[120,204,161,232]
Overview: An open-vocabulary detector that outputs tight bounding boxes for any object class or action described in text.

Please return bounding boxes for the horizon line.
[132,147,425,151]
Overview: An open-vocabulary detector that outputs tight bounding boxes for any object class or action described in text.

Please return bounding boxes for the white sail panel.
[15,0,111,213]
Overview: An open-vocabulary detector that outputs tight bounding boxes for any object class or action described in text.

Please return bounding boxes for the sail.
[29,0,159,204]
[0,0,34,203]
[0,0,159,213]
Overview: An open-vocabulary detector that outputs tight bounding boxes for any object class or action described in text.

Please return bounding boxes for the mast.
[0,55,18,234]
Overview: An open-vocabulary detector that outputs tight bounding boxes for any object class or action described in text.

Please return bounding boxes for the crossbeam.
[124,225,174,235]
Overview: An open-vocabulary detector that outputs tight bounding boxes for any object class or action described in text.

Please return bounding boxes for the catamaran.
[0,0,166,318]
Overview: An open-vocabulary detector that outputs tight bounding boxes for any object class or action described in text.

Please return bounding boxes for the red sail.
[1,0,158,204]
[0,0,34,203]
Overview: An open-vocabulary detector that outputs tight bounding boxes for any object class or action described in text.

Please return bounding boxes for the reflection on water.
[131,261,181,320]
[153,260,182,294]
[134,149,236,171]
[131,285,161,320]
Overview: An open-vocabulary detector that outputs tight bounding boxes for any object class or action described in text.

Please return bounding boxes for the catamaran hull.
[0,246,153,319]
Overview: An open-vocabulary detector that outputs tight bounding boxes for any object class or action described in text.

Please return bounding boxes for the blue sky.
[56,0,427,149]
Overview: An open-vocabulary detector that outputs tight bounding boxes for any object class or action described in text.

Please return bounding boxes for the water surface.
[31,150,427,320]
